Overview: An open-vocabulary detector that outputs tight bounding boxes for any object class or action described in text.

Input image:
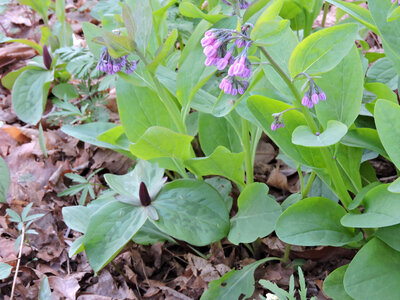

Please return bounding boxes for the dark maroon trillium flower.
[42,45,52,70]
[139,182,152,207]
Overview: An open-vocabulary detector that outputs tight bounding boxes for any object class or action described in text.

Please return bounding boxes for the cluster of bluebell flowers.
[201,25,252,95]
[301,80,326,109]
[271,112,285,131]
[392,0,400,5]
[96,46,137,75]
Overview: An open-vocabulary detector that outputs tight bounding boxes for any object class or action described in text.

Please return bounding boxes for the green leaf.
[82,22,104,57]
[6,209,21,223]
[251,19,290,46]
[315,46,363,128]
[292,120,348,147]
[129,126,193,175]
[52,83,78,100]
[0,156,10,203]
[38,275,52,300]
[130,0,153,54]
[375,224,400,252]
[247,96,325,169]
[62,206,92,233]
[147,29,178,72]
[365,82,398,104]
[0,36,42,53]
[132,220,175,245]
[62,122,131,156]
[243,0,272,23]
[0,263,12,280]
[152,179,229,246]
[1,66,39,90]
[198,113,242,156]
[367,58,398,90]
[325,0,378,33]
[288,23,359,76]
[116,77,173,142]
[276,197,363,246]
[205,177,233,211]
[341,128,389,159]
[389,177,400,193]
[344,238,400,299]
[369,0,400,75]
[253,0,284,31]
[97,125,131,152]
[185,146,245,187]
[375,99,400,169]
[388,6,400,22]
[179,2,226,23]
[12,68,53,125]
[122,4,136,41]
[348,181,381,210]
[84,201,147,272]
[69,235,84,257]
[323,265,353,300]
[19,0,50,23]
[228,183,282,244]
[201,257,278,300]
[341,184,400,228]
[38,123,48,158]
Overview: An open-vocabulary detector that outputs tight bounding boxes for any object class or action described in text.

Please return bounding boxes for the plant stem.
[258,46,353,208]
[252,238,262,259]
[242,119,254,185]
[282,243,291,264]
[302,171,316,198]
[322,3,330,28]
[10,225,25,300]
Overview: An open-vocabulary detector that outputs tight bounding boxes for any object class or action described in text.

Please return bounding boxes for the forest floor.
[0,1,392,299]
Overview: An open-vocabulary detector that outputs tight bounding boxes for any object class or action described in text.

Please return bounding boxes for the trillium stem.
[258,46,352,208]
[302,171,316,198]
[282,243,291,264]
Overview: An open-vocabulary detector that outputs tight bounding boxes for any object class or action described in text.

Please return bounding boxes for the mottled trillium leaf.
[228,183,282,244]
[0,156,10,203]
[389,177,400,193]
[201,257,278,300]
[276,197,363,246]
[84,201,147,273]
[105,160,166,205]
[341,184,400,228]
[323,265,353,300]
[152,179,229,246]
[292,120,348,147]
[12,68,53,125]
[205,177,233,211]
[375,99,400,169]
[344,238,400,300]
[288,23,358,76]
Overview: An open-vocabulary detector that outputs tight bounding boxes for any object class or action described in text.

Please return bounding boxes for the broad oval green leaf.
[0,263,12,280]
[288,23,359,76]
[344,238,400,299]
[38,275,52,300]
[0,156,10,203]
[315,46,363,128]
[375,99,400,169]
[129,126,194,175]
[388,6,400,22]
[152,179,229,246]
[84,201,147,272]
[341,128,388,159]
[388,177,400,193]
[228,183,282,244]
[323,265,353,300]
[341,184,400,228]
[251,19,290,46]
[375,224,400,252]
[12,68,53,125]
[292,120,348,147]
[276,197,363,246]
[179,2,227,23]
[185,146,245,187]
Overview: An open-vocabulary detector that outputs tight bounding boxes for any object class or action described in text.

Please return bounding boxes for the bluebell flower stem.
[242,119,254,185]
[258,46,352,208]
[302,171,316,199]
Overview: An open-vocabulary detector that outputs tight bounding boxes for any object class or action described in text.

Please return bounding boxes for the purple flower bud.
[203,45,217,58]
[319,92,327,101]
[236,39,245,48]
[201,36,215,47]
[43,45,52,70]
[302,95,310,107]
[316,132,320,136]
[139,182,152,207]
[205,57,216,66]
[311,93,319,104]
[271,123,279,131]
[222,0,232,5]
[216,58,229,70]
[393,0,400,4]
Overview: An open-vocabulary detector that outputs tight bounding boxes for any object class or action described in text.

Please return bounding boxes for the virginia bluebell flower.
[392,0,400,5]
[298,73,326,109]
[201,25,252,95]
[222,0,250,9]
[97,46,137,75]
[271,112,285,131]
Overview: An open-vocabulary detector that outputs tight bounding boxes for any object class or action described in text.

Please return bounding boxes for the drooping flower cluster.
[222,0,250,9]
[301,80,326,109]
[201,25,253,95]
[96,46,137,75]
[392,0,400,5]
[271,112,285,131]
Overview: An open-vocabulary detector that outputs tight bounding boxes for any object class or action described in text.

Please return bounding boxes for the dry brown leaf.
[49,275,81,300]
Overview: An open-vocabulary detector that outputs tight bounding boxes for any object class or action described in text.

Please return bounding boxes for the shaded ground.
[0,1,391,299]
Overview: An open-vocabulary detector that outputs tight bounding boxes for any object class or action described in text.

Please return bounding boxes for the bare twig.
[10,224,25,300]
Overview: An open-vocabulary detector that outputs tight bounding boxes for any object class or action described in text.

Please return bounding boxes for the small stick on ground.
[10,224,25,300]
